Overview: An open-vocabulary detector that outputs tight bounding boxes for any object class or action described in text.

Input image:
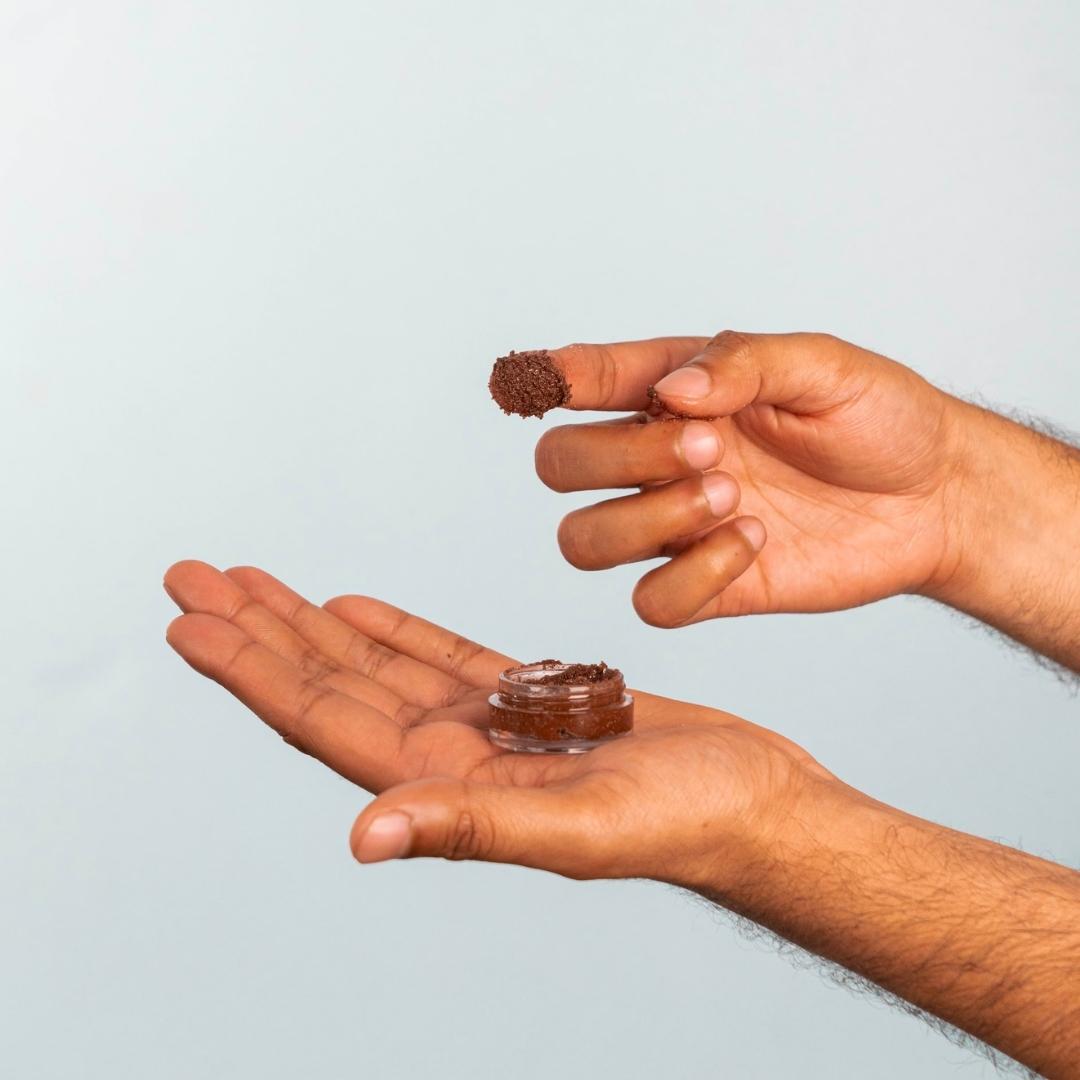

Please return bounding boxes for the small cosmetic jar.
[488,661,634,753]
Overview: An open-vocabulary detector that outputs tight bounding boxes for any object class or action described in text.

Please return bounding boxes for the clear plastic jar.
[488,662,634,753]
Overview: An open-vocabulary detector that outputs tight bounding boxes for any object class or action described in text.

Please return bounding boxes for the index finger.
[322,595,517,689]
[549,336,709,412]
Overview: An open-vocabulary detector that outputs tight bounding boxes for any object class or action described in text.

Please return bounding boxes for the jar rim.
[497,662,625,703]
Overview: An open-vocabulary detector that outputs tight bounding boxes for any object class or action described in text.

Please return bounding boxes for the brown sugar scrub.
[489,350,569,418]
[488,660,633,753]
[642,384,704,421]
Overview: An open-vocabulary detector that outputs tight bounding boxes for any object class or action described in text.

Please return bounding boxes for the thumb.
[349,777,609,878]
[650,330,853,418]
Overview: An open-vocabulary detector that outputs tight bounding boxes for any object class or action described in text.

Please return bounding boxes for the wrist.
[915,394,998,602]
[669,765,876,907]
[922,397,1080,667]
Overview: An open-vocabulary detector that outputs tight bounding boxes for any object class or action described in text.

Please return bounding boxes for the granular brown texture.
[490,704,631,741]
[490,660,632,743]
[489,350,569,418]
[528,661,619,685]
[644,384,695,420]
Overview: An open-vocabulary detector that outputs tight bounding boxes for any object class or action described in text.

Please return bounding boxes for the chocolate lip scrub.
[489,350,569,418]
[488,660,634,753]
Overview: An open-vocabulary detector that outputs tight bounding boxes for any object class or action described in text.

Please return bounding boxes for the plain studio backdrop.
[3,3,1078,1078]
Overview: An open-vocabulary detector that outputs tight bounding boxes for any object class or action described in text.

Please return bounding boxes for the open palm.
[165,560,828,881]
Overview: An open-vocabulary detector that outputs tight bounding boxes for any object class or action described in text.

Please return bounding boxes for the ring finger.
[557,472,741,570]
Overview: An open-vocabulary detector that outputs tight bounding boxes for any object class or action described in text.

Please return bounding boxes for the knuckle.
[631,580,680,629]
[280,730,314,757]
[658,537,688,559]
[280,720,320,758]
[794,331,862,389]
[806,331,840,350]
[560,343,618,406]
[296,677,334,725]
[322,594,361,618]
[592,344,619,407]
[343,632,399,680]
[557,512,603,570]
[706,329,755,364]
[382,606,411,642]
[279,679,334,757]
[796,331,848,369]
[295,644,340,682]
[285,594,310,626]
[534,428,570,492]
[445,634,484,680]
[225,596,261,623]
[801,331,844,367]
[436,681,473,709]
[446,808,492,861]
[220,638,261,682]
[392,700,425,727]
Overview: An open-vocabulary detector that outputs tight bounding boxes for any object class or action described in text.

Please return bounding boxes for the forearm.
[932,399,1080,672]
[686,779,1080,1078]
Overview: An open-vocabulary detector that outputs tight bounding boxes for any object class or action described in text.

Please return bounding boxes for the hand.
[534,331,972,627]
[164,561,1080,1075]
[163,559,837,887]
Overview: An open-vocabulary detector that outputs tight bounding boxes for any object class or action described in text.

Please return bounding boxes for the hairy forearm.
[690,780,1080,1077]
[932,399,1080,672]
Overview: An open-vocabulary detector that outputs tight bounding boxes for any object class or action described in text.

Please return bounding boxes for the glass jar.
[488,662,634,753]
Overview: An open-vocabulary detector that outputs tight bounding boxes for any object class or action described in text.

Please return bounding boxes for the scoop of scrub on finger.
[489,349,570,418]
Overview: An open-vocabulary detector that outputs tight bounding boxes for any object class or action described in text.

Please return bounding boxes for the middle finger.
[535,417,724,492]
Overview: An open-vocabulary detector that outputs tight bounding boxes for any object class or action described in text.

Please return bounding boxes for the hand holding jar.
[162,559,830,887]
[164,559,1080,1077]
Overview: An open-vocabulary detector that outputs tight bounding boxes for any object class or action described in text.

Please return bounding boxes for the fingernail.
[353,810,412,863]
[681,422,722,470]
[733,516,766,552]
[701,473,738,517]
[654,362,710,401]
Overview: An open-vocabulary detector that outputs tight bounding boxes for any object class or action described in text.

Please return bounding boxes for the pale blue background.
[3,2,1078,1077]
